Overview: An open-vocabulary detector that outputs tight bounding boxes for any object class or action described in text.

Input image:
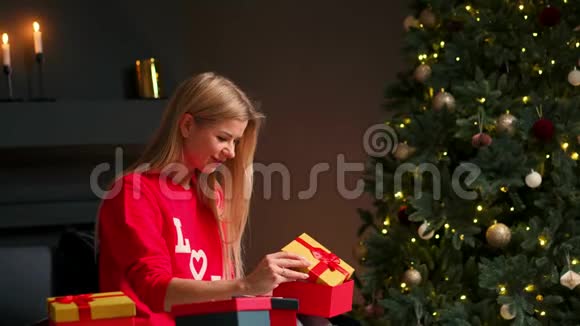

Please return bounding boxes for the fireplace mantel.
[0,100,167,148]
[0,100,168,229]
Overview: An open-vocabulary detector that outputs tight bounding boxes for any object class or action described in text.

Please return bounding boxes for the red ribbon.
[295,237,350,283]
[51,294,94,321]
[50,292,126,321]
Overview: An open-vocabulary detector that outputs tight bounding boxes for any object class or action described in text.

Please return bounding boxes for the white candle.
[1,33,10,67]
[33,22,43,54]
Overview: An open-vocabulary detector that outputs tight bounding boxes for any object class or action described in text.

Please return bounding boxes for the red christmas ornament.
[398,205,411,225]
[532,118,554,141]
[365,304,385,317]
[538,6,561,27]
[471,132,493,148]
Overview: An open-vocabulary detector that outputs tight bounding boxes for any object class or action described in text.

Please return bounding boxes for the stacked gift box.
[174,232,355,324]
[172,296,299,326]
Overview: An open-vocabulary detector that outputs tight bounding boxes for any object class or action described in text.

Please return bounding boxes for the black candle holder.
[31,52,55,102]
[4,65,13,99]
[0,65,22,102]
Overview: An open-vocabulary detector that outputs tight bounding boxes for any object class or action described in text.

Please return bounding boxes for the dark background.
[0,0,405,324]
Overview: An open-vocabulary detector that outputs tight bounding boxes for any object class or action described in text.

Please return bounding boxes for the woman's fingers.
[276,258,311,269]
[268,251,309,262]
[278,267,310,280]
[264,252,311,280]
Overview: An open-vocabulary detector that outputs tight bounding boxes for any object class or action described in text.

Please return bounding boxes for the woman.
[97,72,311,326]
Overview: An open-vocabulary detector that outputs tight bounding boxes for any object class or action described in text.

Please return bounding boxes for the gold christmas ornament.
[402,268,422,286]
[418,222,435,240]
[403,15,420,31]
[432,91,456,111]
[414,64,432,83]
[496,113,517,135]
[486,223,511,248]
[560,270,580,290]
[393,143,415,161]
[419,8,437,28]
[568,68,580,86]
[500,304,516,320]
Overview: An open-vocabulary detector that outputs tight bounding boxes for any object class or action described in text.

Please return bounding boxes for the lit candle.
[33,22,43,54]
[1,33,10,67]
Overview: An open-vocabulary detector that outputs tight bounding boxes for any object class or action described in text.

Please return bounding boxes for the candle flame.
[2,33,8,44]
[33,22,40,32]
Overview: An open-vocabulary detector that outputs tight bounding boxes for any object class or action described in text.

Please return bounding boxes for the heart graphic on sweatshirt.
[189,249,208,280]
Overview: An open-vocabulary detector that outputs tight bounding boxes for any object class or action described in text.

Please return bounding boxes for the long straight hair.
[123,72,263,279]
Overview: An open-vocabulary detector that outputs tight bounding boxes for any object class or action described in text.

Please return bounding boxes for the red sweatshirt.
[98,172,224,326]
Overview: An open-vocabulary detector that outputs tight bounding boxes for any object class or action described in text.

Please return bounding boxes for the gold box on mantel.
[136,58,163,99]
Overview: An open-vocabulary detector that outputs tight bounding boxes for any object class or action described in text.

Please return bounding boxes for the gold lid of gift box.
[47,291,136,323]
[282,233,355,287]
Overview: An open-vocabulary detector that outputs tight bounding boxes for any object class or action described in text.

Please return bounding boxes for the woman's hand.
[239,252,311,296]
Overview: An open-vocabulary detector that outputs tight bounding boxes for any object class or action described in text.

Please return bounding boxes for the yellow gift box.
[282,233,355,286]
[47,291,136,324]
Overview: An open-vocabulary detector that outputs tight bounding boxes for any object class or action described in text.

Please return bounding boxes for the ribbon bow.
[51,294,95,321]
[295,237,350,283]
[54,294,94,305]
[49,292,129,322]
[311,248,341,271]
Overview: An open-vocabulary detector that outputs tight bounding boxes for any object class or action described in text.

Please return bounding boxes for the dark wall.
[0,0,405,322]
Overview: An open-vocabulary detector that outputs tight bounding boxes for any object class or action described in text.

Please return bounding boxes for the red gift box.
[172,297,273,326]
[172,297,272,316]
[273,280,354,318]
[172,296,300,326]
[270,298,299,326]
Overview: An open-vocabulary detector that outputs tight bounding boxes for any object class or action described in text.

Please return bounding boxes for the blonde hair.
[125,72,263,279]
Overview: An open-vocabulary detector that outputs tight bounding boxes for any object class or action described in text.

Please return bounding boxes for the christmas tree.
[355,0,580,325]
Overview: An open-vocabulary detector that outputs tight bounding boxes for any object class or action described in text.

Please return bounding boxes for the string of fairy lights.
[363,0,580,321]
